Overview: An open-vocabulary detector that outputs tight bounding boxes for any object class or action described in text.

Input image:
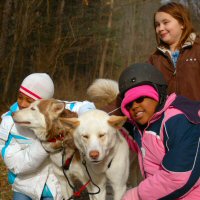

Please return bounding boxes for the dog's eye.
[82,135,89,139]
[99,134,105,138]
[31,107,36,111]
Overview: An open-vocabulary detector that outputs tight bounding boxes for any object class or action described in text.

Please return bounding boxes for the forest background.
[0,0,200,199]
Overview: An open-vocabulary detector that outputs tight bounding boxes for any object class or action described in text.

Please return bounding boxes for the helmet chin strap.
[153,84,167,111]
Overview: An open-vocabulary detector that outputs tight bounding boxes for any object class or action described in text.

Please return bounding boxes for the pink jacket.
[122,93,200,200]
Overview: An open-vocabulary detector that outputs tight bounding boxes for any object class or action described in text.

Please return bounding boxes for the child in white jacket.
[0,73,95,200]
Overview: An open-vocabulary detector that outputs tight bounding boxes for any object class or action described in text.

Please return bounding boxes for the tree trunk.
[2,48,16,101]
[99,0,114,78]
[50,0,65,76]
[0,0,13,67]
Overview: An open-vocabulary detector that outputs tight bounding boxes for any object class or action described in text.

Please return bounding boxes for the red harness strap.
[73,180,91,197]
[63,156,73,170]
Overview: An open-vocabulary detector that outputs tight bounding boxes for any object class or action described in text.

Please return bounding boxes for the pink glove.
[122,187,140,200]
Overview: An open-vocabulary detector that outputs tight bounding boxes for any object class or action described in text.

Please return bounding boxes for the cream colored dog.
[65,109,129,200]
[87,78,143,187]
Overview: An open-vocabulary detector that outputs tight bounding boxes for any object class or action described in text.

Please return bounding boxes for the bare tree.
[49,0,65,76]
[99,0,114,78]
[0,0,13,66]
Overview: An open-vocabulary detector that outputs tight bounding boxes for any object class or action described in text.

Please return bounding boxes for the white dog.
[12,98,129,200]
[87,78,143,187]
[65,109,129,200]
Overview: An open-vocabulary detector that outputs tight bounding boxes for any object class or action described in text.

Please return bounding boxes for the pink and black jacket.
[124,93,200,199]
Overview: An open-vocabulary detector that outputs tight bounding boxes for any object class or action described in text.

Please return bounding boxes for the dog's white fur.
[65,109,129,200]
[87,78,143,187]
[13,98,129,200]
[87,78,119,108]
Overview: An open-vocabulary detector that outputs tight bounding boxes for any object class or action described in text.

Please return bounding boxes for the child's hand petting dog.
[41,140,64,153]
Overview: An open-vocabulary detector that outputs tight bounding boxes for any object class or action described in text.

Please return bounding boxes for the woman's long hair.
[154,2,195,49]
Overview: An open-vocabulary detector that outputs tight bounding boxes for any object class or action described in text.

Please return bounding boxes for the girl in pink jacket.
[119,63,200,200]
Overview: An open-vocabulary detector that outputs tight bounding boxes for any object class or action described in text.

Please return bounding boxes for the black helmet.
[119,63,166,96]
[119,63,167,107]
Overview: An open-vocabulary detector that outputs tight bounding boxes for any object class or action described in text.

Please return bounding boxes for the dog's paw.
[41,141,63,153]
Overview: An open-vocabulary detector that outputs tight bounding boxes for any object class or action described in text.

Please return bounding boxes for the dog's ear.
[60,117,80,129]
[61,109,78,118]
[108,115,127,128]
[51,102,65,116]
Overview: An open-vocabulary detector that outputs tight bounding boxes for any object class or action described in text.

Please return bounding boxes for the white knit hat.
[19,73,54,100]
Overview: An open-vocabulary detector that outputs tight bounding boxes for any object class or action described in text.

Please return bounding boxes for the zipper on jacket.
[139,128,148,179]
[133,124,147,179]
[157,50,176,77]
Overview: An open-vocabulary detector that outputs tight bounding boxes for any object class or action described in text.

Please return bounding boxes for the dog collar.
[47,132,64,143]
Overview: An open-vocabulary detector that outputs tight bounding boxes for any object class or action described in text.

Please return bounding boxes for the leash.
[107,106,121,115]
[62,150,101,200]
[67,180,91,200]
[62,149,75,190]
[81,158,101,195]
